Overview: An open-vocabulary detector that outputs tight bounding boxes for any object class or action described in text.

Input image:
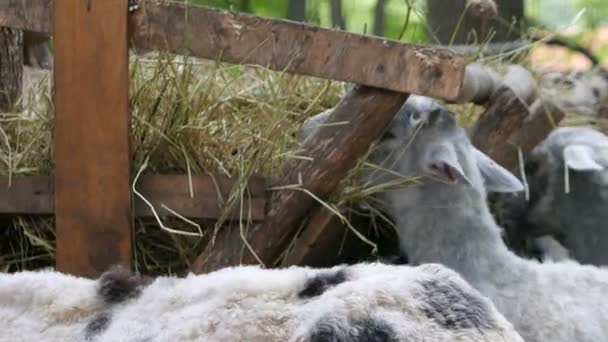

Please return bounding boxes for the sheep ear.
[424,145,472,186]
[563,144,605,171]
[473,147,524,193]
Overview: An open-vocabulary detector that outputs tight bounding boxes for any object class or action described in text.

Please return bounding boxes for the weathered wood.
[470,86,531,157]
[0,27,22,111]
[53,0,132,278]
[0,0,52,34]
[0,176,53,215]
[130,2,465,100]
[491,100,565,172]
[281,207,344,266]
[191,87,410,274]
[0,175,266,220]
[0,0,467,100]
[134,174,266,220]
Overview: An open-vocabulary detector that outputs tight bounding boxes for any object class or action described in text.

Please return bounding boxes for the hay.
[0,52,384,275]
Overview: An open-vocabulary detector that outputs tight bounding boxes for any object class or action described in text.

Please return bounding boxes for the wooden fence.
[0,0,466,277]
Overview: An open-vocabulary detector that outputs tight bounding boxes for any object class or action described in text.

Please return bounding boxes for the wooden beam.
[0,0,52,34]
[53,0,132,277]
[0,176,52,215]
[470,86,531,157]
[490,100,565,172]
[191,86,411,274]
[0,175,266,220]
[0,0,467,101]
[281,207,344,267]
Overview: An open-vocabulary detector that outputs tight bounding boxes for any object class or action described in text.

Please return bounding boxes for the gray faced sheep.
[302,95,608,342]
[0,262,522,342]
[500,126,608,265]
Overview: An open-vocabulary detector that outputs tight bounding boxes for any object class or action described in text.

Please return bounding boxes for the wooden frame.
[0,0,467,276]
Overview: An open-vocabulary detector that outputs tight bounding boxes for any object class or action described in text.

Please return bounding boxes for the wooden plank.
[191,87,411,274]
[134,174,266,220]
[0,0,52,34]
[0,0,467,100]
[53,0,132,277]
[470,86,530,157]
[281,207,344,267]
[490,100,565,172]
[0,176,53,215]
[0,175,266,220]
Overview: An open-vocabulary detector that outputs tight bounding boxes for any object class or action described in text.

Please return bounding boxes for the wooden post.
[54,0,132,277]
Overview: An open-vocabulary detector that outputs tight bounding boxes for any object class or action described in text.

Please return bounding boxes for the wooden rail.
[0,0,466,101]
[0,175,266,220]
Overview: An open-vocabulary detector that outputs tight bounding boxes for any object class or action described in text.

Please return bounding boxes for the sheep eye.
[409,112,423,126]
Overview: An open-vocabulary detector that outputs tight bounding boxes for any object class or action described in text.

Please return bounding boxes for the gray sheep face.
[523,127,608,264]
[365,96,523,214]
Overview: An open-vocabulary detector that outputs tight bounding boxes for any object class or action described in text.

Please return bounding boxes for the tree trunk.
[287,0,306,22]
[426,0,524,44]
[330,0,346,29]
[0,27,23,111]
[373,0,386,36]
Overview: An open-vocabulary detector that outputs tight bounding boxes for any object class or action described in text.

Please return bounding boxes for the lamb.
[302,95,608,342]
[0,262,523,342]
[500,126,608,265]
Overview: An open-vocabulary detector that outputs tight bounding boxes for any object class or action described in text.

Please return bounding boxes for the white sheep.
[0,262,523,342]
[303,95,608,342]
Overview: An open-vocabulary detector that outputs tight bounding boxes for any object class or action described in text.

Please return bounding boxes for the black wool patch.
[419,279,495,330]
[85,313,111,340]
[97,265,146,305]
[308,317,399,342]
[298,269,348,299]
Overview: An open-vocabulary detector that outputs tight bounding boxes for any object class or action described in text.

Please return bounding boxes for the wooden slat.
[281,207,344,266]
[0,177,53,215]
[0,175,266,220]
[0,0,467,101]
[134,174,266,220]
[491,100,565,172]
[53,0,132,277]
[0,0,52,34]
[470,86,530,157]
[191,87,411,273]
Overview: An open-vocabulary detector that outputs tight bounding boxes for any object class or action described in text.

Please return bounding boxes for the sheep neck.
[394,200,522,286]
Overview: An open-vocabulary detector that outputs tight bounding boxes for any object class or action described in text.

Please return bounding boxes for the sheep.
[302,95,608,342]
[0,262,523,342]
[500,126,608,265]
